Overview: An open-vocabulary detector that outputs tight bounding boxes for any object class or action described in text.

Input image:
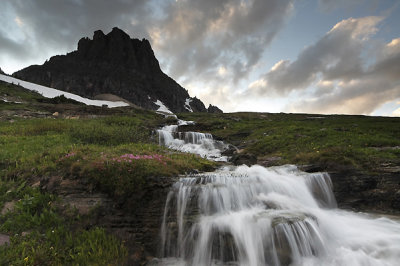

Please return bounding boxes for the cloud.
[149,0,294,85]
[0,0,149,73]
[0,34,31,60]
[0,0,294,108]
[393,106,400,116]
[246,16,400,115]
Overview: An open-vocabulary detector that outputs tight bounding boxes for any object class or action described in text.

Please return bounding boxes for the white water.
[157,122,228,161]
[153,117,400,266]
[155,165,400,266]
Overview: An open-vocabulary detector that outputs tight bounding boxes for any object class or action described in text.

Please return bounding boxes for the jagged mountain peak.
[75,28,159,72]
[12,27,222,113]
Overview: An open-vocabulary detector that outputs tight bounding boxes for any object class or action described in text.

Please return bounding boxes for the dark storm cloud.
[0,0,149,53]
[0,0,293,85]
[0,34,30,60]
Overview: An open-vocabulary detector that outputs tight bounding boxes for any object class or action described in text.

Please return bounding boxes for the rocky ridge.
[13,27,220,113]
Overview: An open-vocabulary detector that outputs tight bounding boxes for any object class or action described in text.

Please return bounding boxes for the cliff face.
[13,27,218,113]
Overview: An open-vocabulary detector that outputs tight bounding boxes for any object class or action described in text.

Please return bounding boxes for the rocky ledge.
[298,163,400,214]
[36,173,177,264]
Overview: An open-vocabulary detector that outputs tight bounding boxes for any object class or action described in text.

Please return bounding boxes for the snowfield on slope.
[0,74,129,108]
[154,99,174,114]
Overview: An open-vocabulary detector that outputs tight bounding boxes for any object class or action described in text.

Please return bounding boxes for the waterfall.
[157,122,228,161]
[153,118,400,266]
[153,165,400,266]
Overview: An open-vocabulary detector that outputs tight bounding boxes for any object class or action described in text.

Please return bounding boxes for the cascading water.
[153,118,400,266]
[157,120,229,161]
[153,165,400,266]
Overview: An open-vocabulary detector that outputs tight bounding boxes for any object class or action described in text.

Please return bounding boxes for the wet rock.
[221,144,238,157]
[188,169,200,175]
[325,165,400,213]
[299,164,324,173]
[391,190,400,209]
[299,162,400,213]
[379,165,400,173]
[257,156,282,167]
[230,153,257,166]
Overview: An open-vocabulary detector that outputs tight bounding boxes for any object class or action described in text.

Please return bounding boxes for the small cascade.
[304,172,337,208]
[157,120,228,161]
[153,115,400,266]
[153,165,400,266]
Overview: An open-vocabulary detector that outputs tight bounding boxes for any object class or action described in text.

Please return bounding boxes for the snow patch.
[1,97,22,104]
[177,119,194,126]
[0,74,129,108]
[184,98,193,112]
[154,99,173,114]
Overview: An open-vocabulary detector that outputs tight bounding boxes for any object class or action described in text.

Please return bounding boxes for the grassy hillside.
[179,112,400,173]
[0,82,214,264]
[1,81,399,263]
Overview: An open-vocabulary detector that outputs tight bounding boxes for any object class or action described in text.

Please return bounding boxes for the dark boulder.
[230,153,257,166]
[0,67,4,75]
[221,144,238,157]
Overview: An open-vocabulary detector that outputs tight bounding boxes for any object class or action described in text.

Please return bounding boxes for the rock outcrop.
[301,163,400,214]
[207,104,223,113]
[40,173,177,264]
[13,27,221,113]
[0,67,4,75]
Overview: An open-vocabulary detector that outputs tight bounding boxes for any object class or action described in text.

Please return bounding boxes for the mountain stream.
[152,119,400,266]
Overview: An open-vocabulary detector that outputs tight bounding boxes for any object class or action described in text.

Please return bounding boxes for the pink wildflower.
[65,152,76,158]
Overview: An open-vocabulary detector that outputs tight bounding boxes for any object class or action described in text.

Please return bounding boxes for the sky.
[0,0,399,116]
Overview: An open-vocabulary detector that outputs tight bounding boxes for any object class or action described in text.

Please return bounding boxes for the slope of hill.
[0,80,216,264]
[178,111,400,213]
[1,83,400,264]
[13,27,222,113]
[0,74,128,108]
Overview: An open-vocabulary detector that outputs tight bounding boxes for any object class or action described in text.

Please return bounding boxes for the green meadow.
[0,82,214,264]
[1,81,399,264]
[179,112,400,173]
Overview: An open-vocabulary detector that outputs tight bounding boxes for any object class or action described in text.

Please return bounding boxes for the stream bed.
[151,119,400,266]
